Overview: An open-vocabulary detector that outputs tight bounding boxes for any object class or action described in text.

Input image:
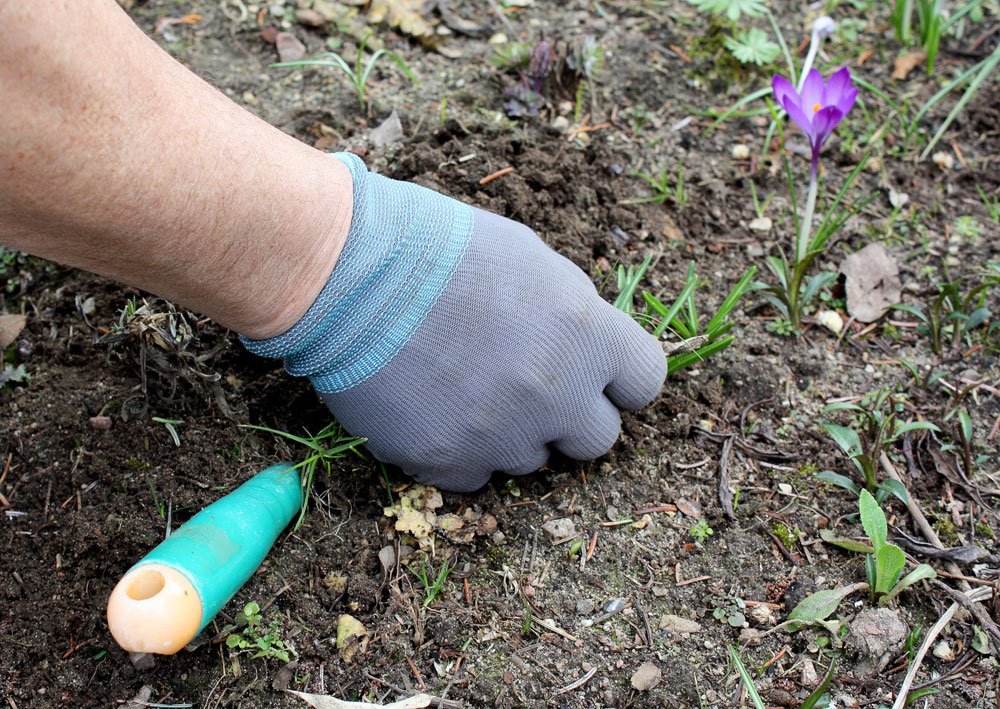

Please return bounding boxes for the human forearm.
[0,0,351,338]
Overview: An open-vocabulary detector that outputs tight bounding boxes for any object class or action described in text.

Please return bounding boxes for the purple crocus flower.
[772,67,857,174]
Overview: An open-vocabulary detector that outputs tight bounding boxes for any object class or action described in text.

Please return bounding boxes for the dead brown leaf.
[892,51,926,80]
[0,314,26,351]
[840,243,902,323]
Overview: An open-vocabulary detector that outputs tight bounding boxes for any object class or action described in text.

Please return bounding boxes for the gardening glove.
[241,153,665,493]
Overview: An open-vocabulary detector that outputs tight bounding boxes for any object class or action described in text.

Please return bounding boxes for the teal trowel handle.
[107,463,302,654]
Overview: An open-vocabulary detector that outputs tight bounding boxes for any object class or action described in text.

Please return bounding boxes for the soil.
[2,1,999,708]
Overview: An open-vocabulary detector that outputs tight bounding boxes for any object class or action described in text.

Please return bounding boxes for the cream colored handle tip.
[107,564,203,655]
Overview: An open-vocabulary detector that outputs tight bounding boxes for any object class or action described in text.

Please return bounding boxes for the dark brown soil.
[2,1,999,708]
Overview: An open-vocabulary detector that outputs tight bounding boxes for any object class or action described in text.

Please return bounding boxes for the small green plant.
[976,184,1000,223]
[892,263,998,355]
[615,258,757,375]
[409,558,452,607]
[689,519,714,543]
[725,28,780,66]
[818,388,939,502]
[241,422,365,530]
[146,478,166,518]
[226,601,295,662]
[629,160,687,209]
[859,490,937,605]
[954,215,983,239]
[729,645,835,708]
[685,0,792,70]
[151,416,183,447]
[892,0,945,73]
[766,318,794,337]
[272,32,417,114]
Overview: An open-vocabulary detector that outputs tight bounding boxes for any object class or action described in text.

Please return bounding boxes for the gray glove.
[242,153,665,492]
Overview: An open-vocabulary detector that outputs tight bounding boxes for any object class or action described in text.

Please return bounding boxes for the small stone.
[865,156,882,173]
[659,614,702,634]
[275,32,306,62]
[651,585,669,598]
[731,144,750,160]
[551,116,570,132]
[630,662,661,691]
[748,216,772,232]
[81,296,96,316]
[295,8,326,26]
[817,309,844,335]
[89,415,112,430]
[576,599,595,615]
[542,517,576,543]
[739,628,762,646]
[800,658,819,687]
[777,483,793,495]
[369,110,404,148]
[603,598,626,614]
[488,32,508,44]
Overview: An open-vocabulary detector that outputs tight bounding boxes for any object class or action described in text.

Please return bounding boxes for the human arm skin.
[0,0,351,339]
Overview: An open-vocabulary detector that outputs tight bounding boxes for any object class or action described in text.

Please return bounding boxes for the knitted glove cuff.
[240,152,474,393]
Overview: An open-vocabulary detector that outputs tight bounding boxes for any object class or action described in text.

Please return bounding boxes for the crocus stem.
[797,164,819,264]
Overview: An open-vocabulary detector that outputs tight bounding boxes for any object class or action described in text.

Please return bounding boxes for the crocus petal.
[800,69,825,116]
[783,100,816,142]
[811,106,844,150]
[772,75,799,114]
[835,85,858,119]
[824,67,852,105]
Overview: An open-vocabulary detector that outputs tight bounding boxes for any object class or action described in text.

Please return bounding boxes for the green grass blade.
[728,646,767,709]
[667,336,734,375]
[705,265,757,334]
[644,277,699,338]
[801,658,837,709]
[920,44,1000,161]
[707,86,773,132]
[764,9,796,84]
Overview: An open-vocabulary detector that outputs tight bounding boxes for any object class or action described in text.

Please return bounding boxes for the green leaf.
[822,402,866,415]
[801,658,837,709]
[889,303,929,323]
[801,271,839,309]
[971,626,991,654]
[819,528,874,554]
[892,420,940,439]
[881,563,937,605]
[226,634,244,648]
[875,544,906,595]
[905,688,940,705]
[728,646,767,709]
[822,423,863,459]
[859,489,887,552]
[705,266,757,334]
[687,0,767,21]
[724,28,781,66]
[789,584,865,624]
[876,478,910,505]
[815,470,862,496]
[958,409,973,442]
